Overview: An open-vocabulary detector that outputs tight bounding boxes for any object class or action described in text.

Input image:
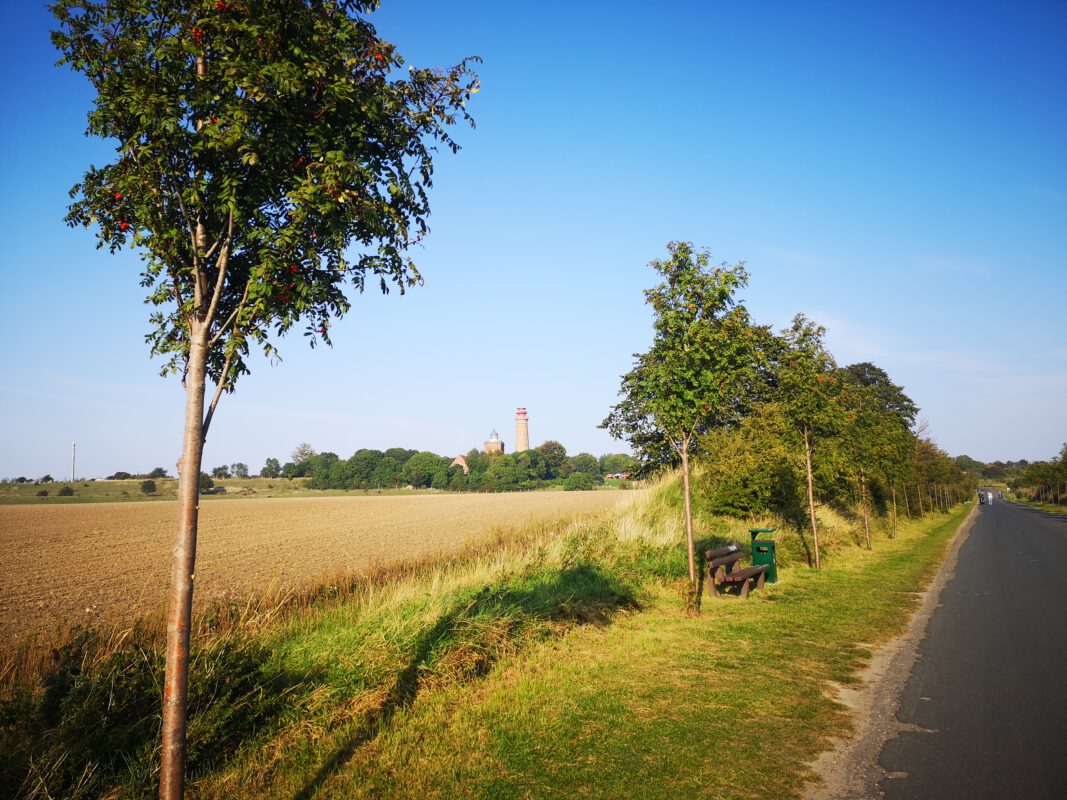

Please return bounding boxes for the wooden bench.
[705,543,768,599]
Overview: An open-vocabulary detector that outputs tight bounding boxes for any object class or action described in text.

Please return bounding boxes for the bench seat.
[705,543,769,599]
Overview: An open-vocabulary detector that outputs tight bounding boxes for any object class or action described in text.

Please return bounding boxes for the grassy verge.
[1,479,969,800]
[1012,498,1067,516]
[252,506,968,800]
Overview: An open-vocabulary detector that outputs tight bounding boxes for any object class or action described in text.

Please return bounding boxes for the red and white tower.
[515,407,529,453]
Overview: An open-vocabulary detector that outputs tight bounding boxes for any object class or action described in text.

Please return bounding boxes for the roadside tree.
[51,1,478,795]
[777,315,841,569]
[602,242,764,593]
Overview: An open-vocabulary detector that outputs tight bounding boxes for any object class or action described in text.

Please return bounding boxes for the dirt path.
[0,491,632,645]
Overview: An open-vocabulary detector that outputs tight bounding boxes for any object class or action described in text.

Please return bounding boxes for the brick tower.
[515,407,529,453]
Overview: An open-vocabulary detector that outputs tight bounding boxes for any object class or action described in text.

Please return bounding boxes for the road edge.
[803,504,979,800]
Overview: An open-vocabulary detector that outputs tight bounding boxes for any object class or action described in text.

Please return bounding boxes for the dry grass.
[0,491,636,688]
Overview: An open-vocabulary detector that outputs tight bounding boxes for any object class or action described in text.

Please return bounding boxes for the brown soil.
[0,491,631,645]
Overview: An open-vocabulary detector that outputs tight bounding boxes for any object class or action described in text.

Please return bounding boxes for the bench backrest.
[705,543,740,560]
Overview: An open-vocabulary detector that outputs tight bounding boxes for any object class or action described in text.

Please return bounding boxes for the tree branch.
[203,212,235,327]
[202,349,235,439]
[208,277,250,350]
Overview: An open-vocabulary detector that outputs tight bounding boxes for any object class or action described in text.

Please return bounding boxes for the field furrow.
[1,491,632,643]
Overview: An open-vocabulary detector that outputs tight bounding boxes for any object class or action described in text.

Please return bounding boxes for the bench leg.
[739,579,750,599]
[708,576,721,598]
[707,567,723,598]
[755,571,766,592]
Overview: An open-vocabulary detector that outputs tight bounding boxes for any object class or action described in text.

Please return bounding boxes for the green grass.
[1,476,970,800]
[265,507,967,800]
[1012,497,1067,516]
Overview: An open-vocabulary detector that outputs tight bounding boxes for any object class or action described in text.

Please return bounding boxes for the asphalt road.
[878,501,1067,799]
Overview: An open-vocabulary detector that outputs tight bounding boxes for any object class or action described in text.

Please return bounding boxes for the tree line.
[602,242,977,586]
[255,442,639,493]
[1010,444,1067,505]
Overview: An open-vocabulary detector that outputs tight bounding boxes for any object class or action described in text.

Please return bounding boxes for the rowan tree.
[777,314,840,569]
[602,242,765,596]
[51,1,478,796]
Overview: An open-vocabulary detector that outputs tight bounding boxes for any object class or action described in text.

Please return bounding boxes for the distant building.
[515,407,529,452]
[450,455,470,475]
[484,429,504,455]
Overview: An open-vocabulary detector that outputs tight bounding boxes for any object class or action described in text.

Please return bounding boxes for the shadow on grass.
[0,629,318,800]
[293,564,637,800]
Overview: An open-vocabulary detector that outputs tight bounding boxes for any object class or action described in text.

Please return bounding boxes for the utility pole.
[72,441,77,483]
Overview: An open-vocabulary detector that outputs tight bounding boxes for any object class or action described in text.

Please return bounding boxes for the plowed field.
[0,491,632,644]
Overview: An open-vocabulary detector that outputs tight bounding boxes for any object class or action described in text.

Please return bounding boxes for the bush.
[199,472,215,493]
[35,490,48,497]
[107,471,133,480]
[57,486,75,497]
[564,472,596,491]
[140,479,157,495]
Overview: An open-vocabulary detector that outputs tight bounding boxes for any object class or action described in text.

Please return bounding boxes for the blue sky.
[1,0,1065,480]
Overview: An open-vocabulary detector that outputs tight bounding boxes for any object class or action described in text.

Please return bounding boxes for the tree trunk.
[890,484,899,534]
[917,484,925,517]
[901,482,912,520]
[859,469,871,550]
[160,330,209,800]
[680,446,697,590]
[803,427,820,569]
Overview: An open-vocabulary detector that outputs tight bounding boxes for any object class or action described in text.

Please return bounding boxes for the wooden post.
[901,482,912,520]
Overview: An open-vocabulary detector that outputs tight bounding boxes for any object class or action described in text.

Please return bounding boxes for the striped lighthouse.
[515,407,529,452]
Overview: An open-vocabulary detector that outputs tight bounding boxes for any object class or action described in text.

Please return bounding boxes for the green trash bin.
[749,528,778,584]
